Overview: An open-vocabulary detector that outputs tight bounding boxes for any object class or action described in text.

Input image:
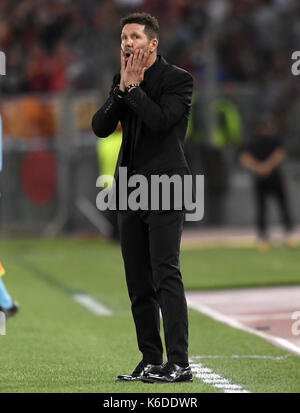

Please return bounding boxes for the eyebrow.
[121,31,141,38]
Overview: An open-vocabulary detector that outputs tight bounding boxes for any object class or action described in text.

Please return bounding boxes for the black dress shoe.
[141,362,193,383]
[0,302,19,319]
[116,360,163,382]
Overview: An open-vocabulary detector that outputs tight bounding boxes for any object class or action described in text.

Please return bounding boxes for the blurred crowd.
[0,0,300,94]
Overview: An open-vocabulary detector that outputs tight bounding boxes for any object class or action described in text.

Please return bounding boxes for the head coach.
[92,12,194,383]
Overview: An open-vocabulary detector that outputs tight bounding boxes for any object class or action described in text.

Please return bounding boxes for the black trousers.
[117,209,189,365]
[254,173,293,239]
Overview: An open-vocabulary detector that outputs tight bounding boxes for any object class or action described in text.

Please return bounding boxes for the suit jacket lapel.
[133,57,168,152]
[142,55,168,99]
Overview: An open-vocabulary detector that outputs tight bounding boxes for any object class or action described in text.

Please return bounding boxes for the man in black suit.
[92,12,193,383]
[240,115,296,250]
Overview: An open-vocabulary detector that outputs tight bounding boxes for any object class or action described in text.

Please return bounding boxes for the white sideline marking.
[192,355,290,360]
[236,312,295,321]
[187,299,300,356]
[190,360,250,393]
[194,373,226,380]
[73,294,112,315]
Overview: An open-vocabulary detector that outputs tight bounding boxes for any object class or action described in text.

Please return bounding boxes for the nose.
[125,38,133,48]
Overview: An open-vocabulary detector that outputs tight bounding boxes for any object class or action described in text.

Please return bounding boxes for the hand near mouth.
[120,50,127,92]
[120,49,148,92]
[120,50,133,91]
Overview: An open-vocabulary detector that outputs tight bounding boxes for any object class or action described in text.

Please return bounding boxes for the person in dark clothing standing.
[92,13,193,383]
[240,115,296,250]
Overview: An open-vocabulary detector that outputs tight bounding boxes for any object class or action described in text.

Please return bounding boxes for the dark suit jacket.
[92,55,193,180]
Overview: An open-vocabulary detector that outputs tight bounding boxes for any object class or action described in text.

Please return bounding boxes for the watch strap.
[125,83,140,93]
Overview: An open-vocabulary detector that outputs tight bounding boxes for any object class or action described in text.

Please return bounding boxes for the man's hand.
[122,49,148,89]
[240,152,273,177]
[257,148,287,177]
[256,163,272,177]
[120,50,126,92]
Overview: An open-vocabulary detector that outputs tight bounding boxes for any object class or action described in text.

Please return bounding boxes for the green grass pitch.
[0,238,300,393]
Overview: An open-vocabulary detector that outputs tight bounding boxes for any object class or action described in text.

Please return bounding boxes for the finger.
[137,51,146,72]
[136,49,144,71]
[127,53,134,70]
[133,49,140,66]
[139,50,145,67]
[138,49,145,62]
[120,50,125,72]
[142,51,148,65]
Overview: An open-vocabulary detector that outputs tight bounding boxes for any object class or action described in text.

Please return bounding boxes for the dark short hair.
[120,12,159,41]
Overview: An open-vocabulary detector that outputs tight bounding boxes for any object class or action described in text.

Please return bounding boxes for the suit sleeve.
[92,75,124,138]
[122,70,193,134]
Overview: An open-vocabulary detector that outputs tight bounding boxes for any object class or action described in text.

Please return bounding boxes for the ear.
[149,38,158,53]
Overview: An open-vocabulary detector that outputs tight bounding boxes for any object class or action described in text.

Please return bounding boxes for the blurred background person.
[239,114,296,250]
[0,262,19,318]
